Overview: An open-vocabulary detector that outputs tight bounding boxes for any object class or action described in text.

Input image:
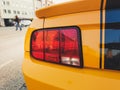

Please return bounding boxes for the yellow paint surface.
[23,0,120,90]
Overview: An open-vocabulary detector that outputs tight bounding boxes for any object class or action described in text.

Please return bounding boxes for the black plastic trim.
[100,0,104,69]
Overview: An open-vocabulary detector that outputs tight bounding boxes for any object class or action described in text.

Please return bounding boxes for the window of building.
[3,9,7,13]
[6,1,10,5]
[13,10,16,14]
[17,11,20,14]
[25,12,27,15]
[8,10,11,14]
[3,1,5,5]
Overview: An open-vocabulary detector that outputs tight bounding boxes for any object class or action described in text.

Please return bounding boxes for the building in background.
[43,0,53,7]
[0,0,5,26]
[34,0,53,10]
[0,0,53,26]
[0,0,35,26]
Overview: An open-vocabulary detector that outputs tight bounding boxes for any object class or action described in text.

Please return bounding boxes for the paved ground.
[0,27,27,90]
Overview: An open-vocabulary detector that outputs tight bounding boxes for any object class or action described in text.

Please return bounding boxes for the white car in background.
[20,20,32,27]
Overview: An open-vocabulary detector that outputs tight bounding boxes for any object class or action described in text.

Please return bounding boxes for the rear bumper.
[22,52,120,90]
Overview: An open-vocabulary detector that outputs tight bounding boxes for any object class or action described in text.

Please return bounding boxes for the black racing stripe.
[100,0,104,69]
[106,0,120,10]
[106,22,120,29]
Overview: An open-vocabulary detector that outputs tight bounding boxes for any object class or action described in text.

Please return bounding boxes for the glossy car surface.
[22,0,120,90]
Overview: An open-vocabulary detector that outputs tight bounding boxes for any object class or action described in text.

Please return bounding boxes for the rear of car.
[22,0,120,90]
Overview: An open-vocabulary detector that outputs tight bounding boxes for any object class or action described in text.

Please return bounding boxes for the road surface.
[0,27,27,90]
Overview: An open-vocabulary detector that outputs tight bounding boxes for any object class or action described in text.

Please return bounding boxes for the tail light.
[31,31,44,60]
[31,27,83,67]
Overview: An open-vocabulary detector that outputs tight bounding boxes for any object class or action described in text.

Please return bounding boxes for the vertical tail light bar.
[31,31,44,60]
[60,29,80,66]
[31,27,83,67]
[45,30,60,63]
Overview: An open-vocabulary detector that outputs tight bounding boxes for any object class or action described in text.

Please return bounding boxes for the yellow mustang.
[22,0,120,90]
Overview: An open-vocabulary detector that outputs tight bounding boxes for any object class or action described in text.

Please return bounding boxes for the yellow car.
[22,0,120,90]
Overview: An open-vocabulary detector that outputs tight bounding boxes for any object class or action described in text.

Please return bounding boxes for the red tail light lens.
[45,30,60,63]
[60,29,80,66]
[31,27,83,67]
[31,31,44,59]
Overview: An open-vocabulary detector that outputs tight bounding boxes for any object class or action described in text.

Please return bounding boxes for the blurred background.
[0,0,71,90]
[0,0,71,27]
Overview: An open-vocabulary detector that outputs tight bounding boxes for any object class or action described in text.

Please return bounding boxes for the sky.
[53,0,71,4]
